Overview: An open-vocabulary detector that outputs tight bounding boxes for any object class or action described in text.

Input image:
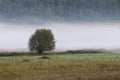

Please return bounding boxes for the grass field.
[0,53,120,80]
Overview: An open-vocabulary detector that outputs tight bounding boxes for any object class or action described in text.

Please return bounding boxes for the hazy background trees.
[0,0,120,22]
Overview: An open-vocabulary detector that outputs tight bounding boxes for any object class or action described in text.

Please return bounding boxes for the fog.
[0,22,120,51]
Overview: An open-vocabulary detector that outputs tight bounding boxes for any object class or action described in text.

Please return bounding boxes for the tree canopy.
[28,29,55,54]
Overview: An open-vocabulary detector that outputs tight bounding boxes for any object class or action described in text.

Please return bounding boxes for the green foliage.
[28,29,55,54]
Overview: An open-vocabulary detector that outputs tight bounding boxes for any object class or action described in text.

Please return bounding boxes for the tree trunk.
[37,48,44,54]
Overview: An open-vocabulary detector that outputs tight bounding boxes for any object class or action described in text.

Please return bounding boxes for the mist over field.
[0,22,120,51]
[0,0,120,51]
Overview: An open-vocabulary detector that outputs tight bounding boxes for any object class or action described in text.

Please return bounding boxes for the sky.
[0,22,120,51]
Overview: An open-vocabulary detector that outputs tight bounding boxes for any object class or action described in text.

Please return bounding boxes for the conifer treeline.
[0,0,120,21]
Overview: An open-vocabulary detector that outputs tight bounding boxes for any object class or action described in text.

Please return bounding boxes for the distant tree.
[28,29,55,54]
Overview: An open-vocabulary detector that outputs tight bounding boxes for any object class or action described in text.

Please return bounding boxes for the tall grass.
[0,61,119,80]
[0,53,119,80]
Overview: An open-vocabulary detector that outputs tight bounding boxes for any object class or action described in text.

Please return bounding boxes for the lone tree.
[28,29,55,54]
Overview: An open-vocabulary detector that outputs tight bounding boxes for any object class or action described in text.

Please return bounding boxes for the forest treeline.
[0,0,120,22]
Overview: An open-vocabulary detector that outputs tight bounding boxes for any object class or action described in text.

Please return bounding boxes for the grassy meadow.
[0,52,120,80]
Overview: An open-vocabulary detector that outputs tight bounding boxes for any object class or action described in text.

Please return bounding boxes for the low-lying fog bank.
[0,22,120,51]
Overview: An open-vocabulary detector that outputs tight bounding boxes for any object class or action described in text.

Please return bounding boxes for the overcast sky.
[0,22,120,51]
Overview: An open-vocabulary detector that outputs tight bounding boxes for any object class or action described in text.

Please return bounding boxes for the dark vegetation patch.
[0,52,37,57]
[41,56,50,59]
[55,49,108,54]
[0,49,109,57]
[65,49,105,54]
